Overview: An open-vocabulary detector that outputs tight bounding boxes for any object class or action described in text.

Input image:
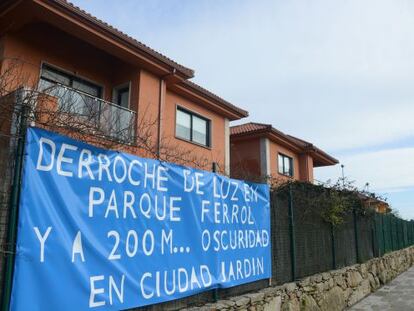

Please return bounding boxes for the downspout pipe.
[157,68,176,158]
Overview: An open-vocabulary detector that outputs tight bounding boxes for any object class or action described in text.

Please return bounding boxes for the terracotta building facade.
[230,123,338,182]
[0,0,248,174]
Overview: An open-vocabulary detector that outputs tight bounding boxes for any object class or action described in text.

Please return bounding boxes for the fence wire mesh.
[270,192,292,284]
[1,90,414,309]
[269,187,414,286]
[334,212,357,268]
[0,89,23,302]
[293,199,333,279]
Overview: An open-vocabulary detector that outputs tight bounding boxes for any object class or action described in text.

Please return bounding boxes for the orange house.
[230,123,338,182]
[0,0,247,174]
[357,193,391,214]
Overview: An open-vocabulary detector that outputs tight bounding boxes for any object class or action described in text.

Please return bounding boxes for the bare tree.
[0,56,227,254]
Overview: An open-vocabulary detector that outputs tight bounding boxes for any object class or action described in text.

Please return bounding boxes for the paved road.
[350,267,414,311]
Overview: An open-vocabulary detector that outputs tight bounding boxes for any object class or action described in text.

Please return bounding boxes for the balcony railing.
[39,83,136,143]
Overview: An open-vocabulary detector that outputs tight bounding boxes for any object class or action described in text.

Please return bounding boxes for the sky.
[70,0,414,219]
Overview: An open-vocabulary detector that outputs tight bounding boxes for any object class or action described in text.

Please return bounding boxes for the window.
[278,153,293,177]
[176,107,210,147]
[113,85,130,108]
[39,64,103,117]
[39,64,102,98]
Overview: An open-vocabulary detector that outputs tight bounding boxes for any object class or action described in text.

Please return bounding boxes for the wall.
[298,154,313,182]
[230,137,307,182]
[136,69,161,158]
[164,89,227,171]
[1,21,229,172]
[184,246,414,311]
[230,137,262,180]
[268,140,301,181]
[1,23,125,99]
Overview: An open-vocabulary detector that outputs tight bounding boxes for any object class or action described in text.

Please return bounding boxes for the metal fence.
[270,187,414,285]
[0,90,25,307]
[1,93,413,309]
[132,186,414,310]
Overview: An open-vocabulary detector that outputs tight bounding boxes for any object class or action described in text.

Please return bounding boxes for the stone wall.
[184,246,414,311]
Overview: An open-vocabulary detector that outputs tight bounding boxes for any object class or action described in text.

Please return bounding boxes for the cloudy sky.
[71,0,414,219]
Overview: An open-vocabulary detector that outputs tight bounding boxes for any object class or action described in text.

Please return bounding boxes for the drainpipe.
[157,69,176,158]
[157,78,164,158]
[303,154,310,182]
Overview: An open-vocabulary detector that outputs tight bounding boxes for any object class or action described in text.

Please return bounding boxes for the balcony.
[38,84,136,144]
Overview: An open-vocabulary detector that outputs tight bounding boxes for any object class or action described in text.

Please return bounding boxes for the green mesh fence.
[334,212,357,268]
[110,188,414,309]
[293,201,333,279]
[270,187,414,285]
[270,191,293,284]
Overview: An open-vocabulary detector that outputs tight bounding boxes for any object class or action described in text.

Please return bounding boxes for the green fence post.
[389,216,394,251]
[405,221,409,247]
[399,219,402,249]
[375,214,382,256]
[391,216,395,251]
[411,222,414,246]
[288,184,296,281]
[381,215,387,255]
[403,221,407,248]
[395,217,399,250]
[371,217,376,258]
[393,216,396,251]
[1,90,28,311]
[412,222,414,245]
[331,223,336,270]
[353,208,360,263]
[211,163,219,302]
[396,218,400,250]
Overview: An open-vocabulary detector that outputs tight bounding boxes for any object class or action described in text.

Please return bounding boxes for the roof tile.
[183,80,248,117]
[230,122,338,165]
[230,122,270,135]
[56,0,194,77]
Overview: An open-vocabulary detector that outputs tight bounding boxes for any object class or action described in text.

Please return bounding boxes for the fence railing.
[40,84,136,143]
[270,188,414,285]
[1,96,413,310]
[128,187,414,310]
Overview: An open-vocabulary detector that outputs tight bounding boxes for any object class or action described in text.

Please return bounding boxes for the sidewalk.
[350,266,414,311]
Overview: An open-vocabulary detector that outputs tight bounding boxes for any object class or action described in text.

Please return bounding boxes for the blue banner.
[10,127,271,310]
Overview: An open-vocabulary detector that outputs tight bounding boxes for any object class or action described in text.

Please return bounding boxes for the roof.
[45,0,194,78]
[286,134,338,165]
[230,122,270,135]
[357,193,391,212]
[181,80,248,118]
[230,122,339,166]
[0,0,248,119]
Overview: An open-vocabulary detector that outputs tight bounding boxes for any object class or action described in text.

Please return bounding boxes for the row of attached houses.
[230,123,338,182]
[0,0,338,182]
